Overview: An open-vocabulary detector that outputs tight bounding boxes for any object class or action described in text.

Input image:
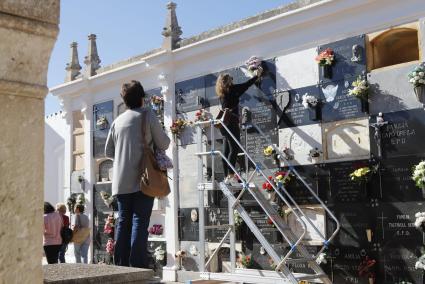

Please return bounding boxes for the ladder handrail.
[250,123,341,256]
[194,120,307,266]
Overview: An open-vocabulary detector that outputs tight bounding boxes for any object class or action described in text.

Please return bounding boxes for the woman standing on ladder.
[215,67,263,185]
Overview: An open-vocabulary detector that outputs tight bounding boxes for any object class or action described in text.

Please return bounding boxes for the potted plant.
[309,147,323,163]
[170,118,190,139]
[302,94,321,121]
[237,254,253,269]
[412,161,425,198]
[348,76,370,113]
[316,48,335,79]
[262,176,275,200]
[408,64,425,105]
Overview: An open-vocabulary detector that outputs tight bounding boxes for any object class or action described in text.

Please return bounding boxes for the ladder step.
[286,258,316,264]
[296,273,327,281]
[204,224,231,230]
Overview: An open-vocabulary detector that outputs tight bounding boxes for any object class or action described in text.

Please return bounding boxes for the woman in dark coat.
[215,67,262,185]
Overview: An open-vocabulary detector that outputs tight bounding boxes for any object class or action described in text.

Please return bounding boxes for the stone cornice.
[0,1,59,25]
[0,79,48,99]
[0,11,58,39]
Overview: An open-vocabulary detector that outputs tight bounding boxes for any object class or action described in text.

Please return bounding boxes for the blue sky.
[46,0,289,115]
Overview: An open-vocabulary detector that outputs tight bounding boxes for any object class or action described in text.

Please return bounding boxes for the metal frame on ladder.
[194,119,340,284]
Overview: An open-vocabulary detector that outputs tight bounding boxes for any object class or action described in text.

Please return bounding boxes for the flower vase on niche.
[321,64,332,79]
[302,94,321,121]
[360,98,369,113]
[308,104,321,121]
[414,85,425,103]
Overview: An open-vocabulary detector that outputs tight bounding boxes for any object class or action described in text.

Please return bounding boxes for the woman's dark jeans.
[114,191,154,268]
[220,122,244,177]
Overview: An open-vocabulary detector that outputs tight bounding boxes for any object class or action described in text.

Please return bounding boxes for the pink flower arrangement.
[103,214,115,236]
[245,56,262,71]
[106,238,115,255]
[194,109,212,123]
[149,224,163,235]
[315,48,335,66]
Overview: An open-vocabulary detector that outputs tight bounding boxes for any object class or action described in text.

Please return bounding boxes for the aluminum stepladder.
[194,119,340,284]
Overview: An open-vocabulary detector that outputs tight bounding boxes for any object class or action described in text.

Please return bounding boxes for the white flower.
[302,94,318,109]
[316,253,327,264]
[420,79,425,84]
[419,72,424,77]
[411,78,416,83]
[415,76,420,80]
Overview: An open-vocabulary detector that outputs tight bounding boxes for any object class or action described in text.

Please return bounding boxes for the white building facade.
[49,0,425,283]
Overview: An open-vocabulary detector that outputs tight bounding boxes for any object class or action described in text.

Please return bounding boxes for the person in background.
[105,80,170,268]
[73,204,90,264]
[56,203,69,263]
[43,202,63,264]
[215,67,263,185]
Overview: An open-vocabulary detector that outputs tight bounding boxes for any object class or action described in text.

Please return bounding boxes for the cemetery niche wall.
[175,22,425,283]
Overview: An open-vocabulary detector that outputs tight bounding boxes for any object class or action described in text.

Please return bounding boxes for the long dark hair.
[44,202,55,214]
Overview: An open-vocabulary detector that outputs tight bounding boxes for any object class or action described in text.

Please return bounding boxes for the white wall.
[44,113,67,206]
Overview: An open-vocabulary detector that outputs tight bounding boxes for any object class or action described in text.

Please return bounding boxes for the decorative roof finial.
[162,2,182,50]
[65,42,82,82]
[84,34,101,77]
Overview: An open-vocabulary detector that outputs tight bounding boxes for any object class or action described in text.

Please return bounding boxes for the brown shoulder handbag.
[214,108,232,129]
[139,110,171,197]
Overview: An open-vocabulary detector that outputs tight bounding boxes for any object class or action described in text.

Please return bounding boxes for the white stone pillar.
[0,1,59,282]
[160,70,180,282]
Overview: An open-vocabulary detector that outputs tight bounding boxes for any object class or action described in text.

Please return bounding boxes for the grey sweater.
[105,107,170,196]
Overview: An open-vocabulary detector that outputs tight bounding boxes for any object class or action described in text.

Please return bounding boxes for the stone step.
[43,263,154,284]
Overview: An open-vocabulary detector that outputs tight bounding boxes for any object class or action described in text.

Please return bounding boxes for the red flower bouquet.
[315,48,335,66]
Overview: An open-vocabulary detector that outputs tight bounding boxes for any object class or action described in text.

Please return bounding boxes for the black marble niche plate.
[375,202,424,248]
[326,203,376,248]
[318,35,366,83]
[93,100,114,158]
[205,207,230,242]
[93,183,114,213]
[282,165,328,205]
[176,76,205,113]
[178,208,200,241]
[242,206,282,245]
[370,108,425,159]
[326,160,379,204]
[239,89,278,169]
[93,210,113,264]
[378,155,425,202]
[320,77,368,122]
[145,87,164,123]
[204,67,241,107]
[323,247,377,284]
[279,85,321,128]
[378,246,424,284]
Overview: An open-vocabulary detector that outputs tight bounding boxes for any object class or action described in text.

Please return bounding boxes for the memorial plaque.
[279,85,321,128]
[324,247,375,284]
[285,206,326,245]
[146,87,164,125]
[379,247,424,284]
[93,211,113,264]
[240,89,278,169]
[178,144,206,208]
[320,78,367,122]
[93,183,113,213]
[379,155,425,202]
[327,203,376,248]
[370,108,425,159]
[375,202,423,246]
[276,48,319,90]
[98,159,113,182]
[318,35,366,83]
[176,76,205,113]
[246,208,281,244]
[93,101,113,158]
[178,208,199,241]
[70,170,84,193]
[147,241,167,276]
[327,160,375,204]
[322,118,370,162]
[282,165,325,205]
[278,124,323,166]
[368,62,421,115]
[205,207,230,242]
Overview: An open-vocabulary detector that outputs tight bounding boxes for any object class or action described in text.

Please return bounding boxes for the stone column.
[0,1,60,283]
